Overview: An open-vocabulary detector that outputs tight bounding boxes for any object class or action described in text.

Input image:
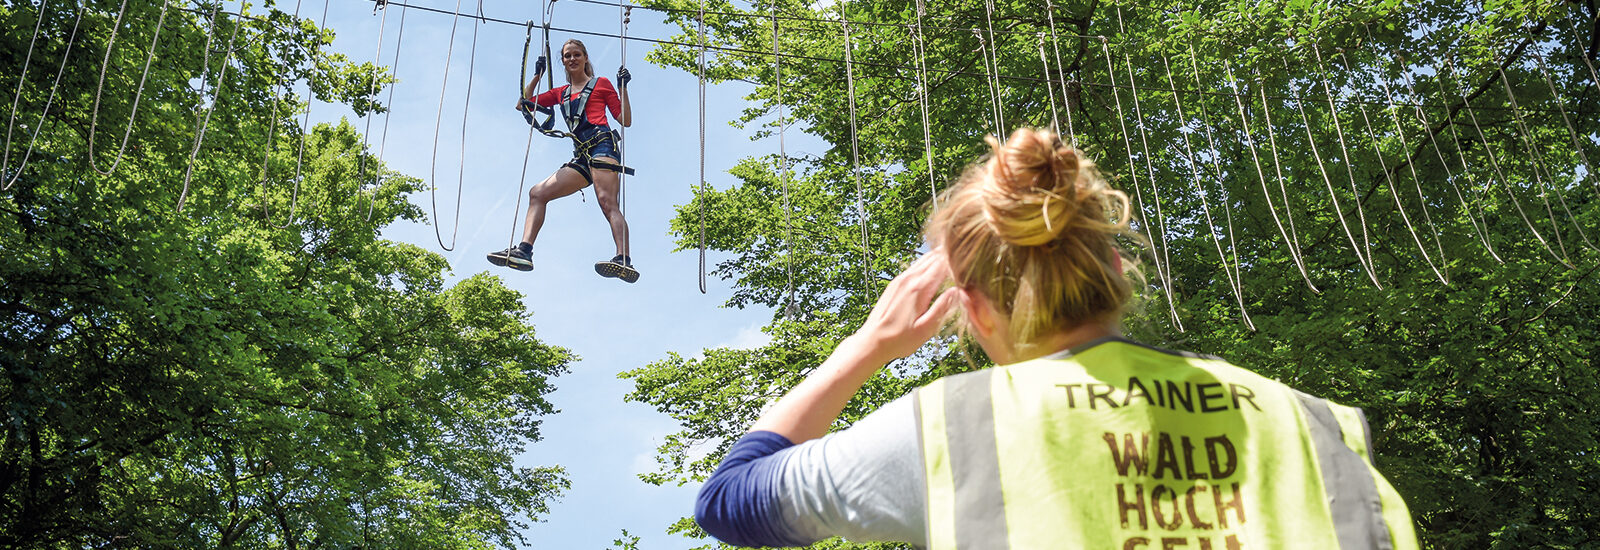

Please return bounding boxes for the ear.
[962,289,997,341]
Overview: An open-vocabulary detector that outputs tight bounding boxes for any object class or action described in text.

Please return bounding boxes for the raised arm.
[615,67,633,127]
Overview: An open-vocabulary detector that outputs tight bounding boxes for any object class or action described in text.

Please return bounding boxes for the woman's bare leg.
[522,166,590,245]
[590,156,629,257]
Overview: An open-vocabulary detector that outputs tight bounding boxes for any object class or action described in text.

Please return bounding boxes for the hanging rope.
[697,1,708,294]
[1043,0,1074,143]
[1420,57,1502,263]
[507,18,542,254]
[774,3,796,317]
[1305,44,1381,287]
[911,0,937,212]
[1156,52,1253,330]
[980,0,1006,137]
[178,7,245,212]
[1219,58,1318,293]
[367,2,409,220]
[1393,57,1500,263]
[1037,33,1061,137]
[1439,56,1570,267]
[1328,47,1448,285]
[620,3,631,249]
[840,8,870,291]
[972,30,1004,140]
[2,0,49,182]
[1358,35,1451,283]
[1497,64,1595,251]
[275,0,337,229]
[426,0,478,250]
[1102,37,1182,331]
[357,0,393,185]
[1532,52,1596,192]
[1567,15,1600,96]
[87,0,172,177]
[3,1,84,191]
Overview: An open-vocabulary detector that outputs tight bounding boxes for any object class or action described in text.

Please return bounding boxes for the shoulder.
[595,76,615,90]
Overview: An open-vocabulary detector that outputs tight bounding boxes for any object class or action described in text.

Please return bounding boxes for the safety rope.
[1156,51,1253,330]
[426,0,476,251]
[1439,56,1569,267]
[2,0,49,182]
[368,2,409,221]
[2,1,83,191]
[697,1,708,294]
[87,0,171,177]
[178,7,245,212]
[1101,37,1181,331]
[1219,58,1318,293]
[910,0,937,212]
[1306,44,1381,287]
[620,2,631,256]
[841,8,870,291]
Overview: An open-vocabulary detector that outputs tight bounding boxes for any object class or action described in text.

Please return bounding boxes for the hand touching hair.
[926,128,1137,349]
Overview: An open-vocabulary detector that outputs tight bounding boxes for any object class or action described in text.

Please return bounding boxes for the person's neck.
[568,72,589,88]
[1013,322,1118,363]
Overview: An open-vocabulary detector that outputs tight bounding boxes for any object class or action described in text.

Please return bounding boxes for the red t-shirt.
[530,77,622,127]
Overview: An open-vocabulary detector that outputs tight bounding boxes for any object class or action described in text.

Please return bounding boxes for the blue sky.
[290,0,826,546]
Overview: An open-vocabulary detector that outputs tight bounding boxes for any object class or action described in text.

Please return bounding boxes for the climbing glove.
[616,66,632,87]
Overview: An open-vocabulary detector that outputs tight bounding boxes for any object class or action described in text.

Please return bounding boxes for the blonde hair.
[925,128,1137,350]
[561,39,595,79]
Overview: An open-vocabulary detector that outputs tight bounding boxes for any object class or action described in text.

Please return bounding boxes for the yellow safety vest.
[915,338,1418,549]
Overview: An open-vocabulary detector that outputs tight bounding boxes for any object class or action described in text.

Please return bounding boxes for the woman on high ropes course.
[487,38,639,283]
[693,128,1419,548]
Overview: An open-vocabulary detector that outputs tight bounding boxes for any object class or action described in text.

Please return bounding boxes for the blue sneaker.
[488,246,533,271]
[594,254,639,283]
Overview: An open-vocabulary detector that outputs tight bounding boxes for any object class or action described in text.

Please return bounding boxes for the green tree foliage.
[1,1,569,547]
[624,0,1599,547]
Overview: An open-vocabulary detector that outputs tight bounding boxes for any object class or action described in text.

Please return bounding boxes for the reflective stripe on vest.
[915,339,1418,550]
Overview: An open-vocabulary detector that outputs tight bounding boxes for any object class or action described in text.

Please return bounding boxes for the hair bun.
[980,128,1085,247]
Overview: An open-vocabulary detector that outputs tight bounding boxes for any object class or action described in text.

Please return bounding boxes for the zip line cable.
[1439,56,1570,267]
[841,8,871,290]
[567,0,1103,40]
[1156,51,1254,330]
[3,1,83,191]
[1221,58,1318,293]
[1102,37,1182,331]
[368,2,409,220]
[1394,58,1501,262]
[178,6,245,212]
[426,0,478,250]
[88,0,172,177]
[697,1,708,294]
[2,0,49,182]
[1306,44,1381,286]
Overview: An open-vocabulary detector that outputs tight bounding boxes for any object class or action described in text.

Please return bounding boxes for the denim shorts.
[573,125,619,161]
